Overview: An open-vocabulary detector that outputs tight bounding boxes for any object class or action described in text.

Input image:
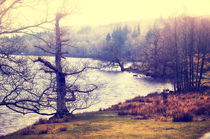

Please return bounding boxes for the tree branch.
[0,0,6,6]
[0,0,21,22]
[34,46,55,55]
[34,57,57,72]
[6,104,55,115]
[65,92,76,102]
[72,84,98,94]
[0,20,53,35]
[65,67,86,76]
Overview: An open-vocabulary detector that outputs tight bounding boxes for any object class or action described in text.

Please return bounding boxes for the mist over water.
[0,57,172,136]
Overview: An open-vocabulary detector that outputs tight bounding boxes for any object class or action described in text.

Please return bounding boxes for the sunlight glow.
[75,0,210,25]
[19,0,210,26]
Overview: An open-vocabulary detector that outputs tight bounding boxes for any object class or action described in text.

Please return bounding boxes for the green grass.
[1,111,210,139]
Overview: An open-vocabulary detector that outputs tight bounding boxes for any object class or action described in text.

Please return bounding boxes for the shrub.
[38,130,48,134]
[47,125,67,133]
[118,111,128,116]
[173,113,193,122]
[195,107,207,115]
[107,89,210,121]
[59,127,67,132]
[21,127,35,135]
[33,118,49,125]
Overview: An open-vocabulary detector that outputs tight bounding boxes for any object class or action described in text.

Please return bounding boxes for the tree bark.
[55,14,69,117]
[119,63,125,72]
[195,44,200,89]
[115,58,124,72]
[154,39,158,75]
[198,53,206,90]
[174,18,181,92]
[189,25,194,90]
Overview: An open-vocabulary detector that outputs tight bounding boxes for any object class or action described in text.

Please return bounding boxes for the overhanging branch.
[0,20,54,35]
[34,46,55,55]
[73,84,98,94]
[34,57,57,72]
[65,67,86,76]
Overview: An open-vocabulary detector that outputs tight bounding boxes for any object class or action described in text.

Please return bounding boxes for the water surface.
[0,57,172,136]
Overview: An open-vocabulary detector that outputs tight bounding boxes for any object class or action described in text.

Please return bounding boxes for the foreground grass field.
[1,111,210,139]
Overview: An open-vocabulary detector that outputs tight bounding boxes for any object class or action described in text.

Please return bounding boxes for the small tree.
[101,26,129,71]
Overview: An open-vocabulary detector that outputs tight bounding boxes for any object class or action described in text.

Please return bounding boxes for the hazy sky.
[19,0,210,26]
[71,0,209,25]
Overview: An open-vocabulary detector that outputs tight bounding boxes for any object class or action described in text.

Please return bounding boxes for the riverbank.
[1,111,210,139]
[126,61,210,82]
[1,89,210,139]
[106,89,210,122]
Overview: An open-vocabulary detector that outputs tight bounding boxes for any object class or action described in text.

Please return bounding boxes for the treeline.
[11,22,143,58]
[141,16,210,92]
[100,15,209,92]
[7,15,209,92]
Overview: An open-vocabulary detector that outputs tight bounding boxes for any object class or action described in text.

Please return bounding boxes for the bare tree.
[33,12,98,118]
[0,0,55,115]
[1,0,99,118]
[141,15,210,92]
[145,25,161,76]
[196,18,210,89]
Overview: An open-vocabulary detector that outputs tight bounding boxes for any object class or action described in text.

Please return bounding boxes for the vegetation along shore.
[1,88,210,139]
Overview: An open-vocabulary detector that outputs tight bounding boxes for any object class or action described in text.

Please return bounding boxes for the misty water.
[0,57,173,136]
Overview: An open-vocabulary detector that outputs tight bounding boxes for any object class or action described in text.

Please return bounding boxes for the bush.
[33,118,49,125]
[173,113,193,122]
[195,107,208,115]
[107,89,210,121]
[59,127,67,132]
[21,127,35,135]
[38,130,48,134]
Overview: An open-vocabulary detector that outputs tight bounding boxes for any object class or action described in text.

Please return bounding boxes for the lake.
[0,57,173,136]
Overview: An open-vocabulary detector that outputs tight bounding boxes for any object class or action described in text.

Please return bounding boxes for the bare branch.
[65,67,86,76]
[34,46,55,55]
[0,0,21,22]
[22,32,54,48]
[34,57,57,72]
[6,104,55,115]
[0,20,54,35]
[0,0,6,6]
[65,92,76,102]
[56,12,68,21]
[72,84,98,94]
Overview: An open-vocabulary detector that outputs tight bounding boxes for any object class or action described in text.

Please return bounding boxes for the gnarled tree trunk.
[55,13,69,117]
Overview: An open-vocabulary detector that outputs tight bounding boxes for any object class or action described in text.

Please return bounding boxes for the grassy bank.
[1,89,210,139]
[106,89,210,122]
[1,111,210,139]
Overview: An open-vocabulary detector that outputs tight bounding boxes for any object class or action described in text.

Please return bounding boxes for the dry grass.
[20,124,68,135]
[1,89,210,138]
[1,111,210,139]
[106,89,210,122]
